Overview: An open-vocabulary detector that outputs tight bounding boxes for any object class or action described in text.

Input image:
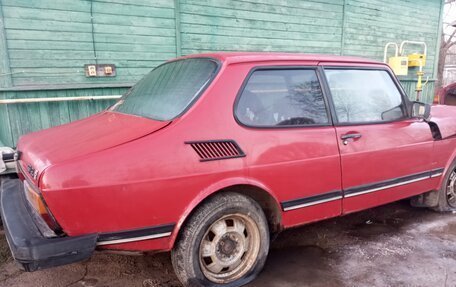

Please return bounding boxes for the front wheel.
[434,160,456,212]
[171,192,270,287]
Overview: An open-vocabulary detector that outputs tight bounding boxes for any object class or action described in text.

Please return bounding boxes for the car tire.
[171,192,270,287]
[433,160,456,212]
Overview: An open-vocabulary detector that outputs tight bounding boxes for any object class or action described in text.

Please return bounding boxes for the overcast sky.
[444,2,456,39]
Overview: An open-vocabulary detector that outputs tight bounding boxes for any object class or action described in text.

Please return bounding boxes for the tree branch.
[444,29,456,48]
[446,41,456,50]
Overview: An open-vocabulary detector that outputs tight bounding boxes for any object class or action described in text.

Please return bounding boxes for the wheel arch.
[437,150,456,189]
[169,177,283,248]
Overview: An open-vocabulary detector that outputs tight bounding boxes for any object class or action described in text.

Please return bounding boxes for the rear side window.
[235,69,329,127]
[324,69,406,124]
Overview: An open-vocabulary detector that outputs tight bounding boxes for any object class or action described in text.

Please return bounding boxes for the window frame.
[113,57,222,121]
[319,66,412,126]
[233,66,334,129]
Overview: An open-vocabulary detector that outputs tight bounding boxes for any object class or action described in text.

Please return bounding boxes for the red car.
[2,53,456,287]
[436,82,456,105]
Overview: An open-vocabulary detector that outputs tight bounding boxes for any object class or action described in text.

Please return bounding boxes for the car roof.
[178,52,385,66]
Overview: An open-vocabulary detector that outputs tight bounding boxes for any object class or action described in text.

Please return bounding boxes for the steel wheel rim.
[447,169,456,208]
[199,213,261,284]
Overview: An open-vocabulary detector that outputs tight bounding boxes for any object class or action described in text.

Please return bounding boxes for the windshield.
[113,58,218,121]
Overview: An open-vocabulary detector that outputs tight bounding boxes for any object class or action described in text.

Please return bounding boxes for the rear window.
[114,58,218,121]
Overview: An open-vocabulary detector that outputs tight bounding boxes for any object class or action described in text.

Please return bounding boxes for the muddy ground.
[0,200,455,287]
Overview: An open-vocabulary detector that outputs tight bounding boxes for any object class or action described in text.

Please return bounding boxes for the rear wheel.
[171,192,270,287]
[434,161,456,212]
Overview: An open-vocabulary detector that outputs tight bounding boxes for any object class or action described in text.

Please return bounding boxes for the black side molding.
[282,168,446,211]
[97,224,175,244]
[281,190,342,211]
[344,170,433,197]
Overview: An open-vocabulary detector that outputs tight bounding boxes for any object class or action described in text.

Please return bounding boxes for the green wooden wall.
[0,0,444,146]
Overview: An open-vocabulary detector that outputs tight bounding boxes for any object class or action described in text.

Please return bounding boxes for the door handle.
[341,133,362,145]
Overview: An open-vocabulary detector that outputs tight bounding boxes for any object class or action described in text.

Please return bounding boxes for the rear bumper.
[0,178,97,271]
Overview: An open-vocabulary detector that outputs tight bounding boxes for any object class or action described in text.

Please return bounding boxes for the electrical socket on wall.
[84,64,116,77]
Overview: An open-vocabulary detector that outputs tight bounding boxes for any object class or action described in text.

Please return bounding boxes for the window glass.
[235,69,328,127]
[324,69,405,123]
[114,58,218,121]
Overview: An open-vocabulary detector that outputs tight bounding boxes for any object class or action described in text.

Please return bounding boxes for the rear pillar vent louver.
[185,140,246,162]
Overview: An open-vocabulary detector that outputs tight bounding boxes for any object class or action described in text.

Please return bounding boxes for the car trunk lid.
[17,111,170,183]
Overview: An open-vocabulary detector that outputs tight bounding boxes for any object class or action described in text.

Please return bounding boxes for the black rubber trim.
[344,170,432,196]
[281,190,342,210]
[98,223,175,242]
[0,178,97,272]
[430,168,445,177]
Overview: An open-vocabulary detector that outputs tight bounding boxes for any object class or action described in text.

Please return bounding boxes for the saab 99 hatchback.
[2,53,456,287]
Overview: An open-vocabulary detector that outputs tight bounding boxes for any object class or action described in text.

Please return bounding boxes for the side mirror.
[411,101,431,120]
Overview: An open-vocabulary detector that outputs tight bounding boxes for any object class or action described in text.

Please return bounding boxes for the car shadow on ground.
[1,200,455,287]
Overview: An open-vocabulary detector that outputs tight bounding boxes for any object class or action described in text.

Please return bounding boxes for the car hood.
[430,105,456,139]
[17,111,170,182]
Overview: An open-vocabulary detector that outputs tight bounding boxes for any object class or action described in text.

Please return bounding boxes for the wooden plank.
[180,23,342,41]
[344,12,438,33]
[180,14,343,34]
[181,34,341,47]
[343,26,437,40]
[0,91,13,147]
[433,0,444,79]
[93,33,176,45]
[349,0,440,17]
[349,0,441,12]
[12,76,141,86]
[181,0,344,13]
[2,6,90,23]
[8,40,174,53]
[0,0,12,88]
[6,30,93,42]
[7,40,94,51]
[340,0,347,55]
[180,3,343,26]
[92,1,175,18]
[9,58,163,68]
[94,0,175,9]
[93,13,176,28]
[93,24,175,37]
[4,18,92,32]
[181,0,343,17]
[174,0,181,57]
[1,0,90,12]
[181,46,341,54]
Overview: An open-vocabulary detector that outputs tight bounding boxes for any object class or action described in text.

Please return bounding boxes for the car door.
[321,66,437,214]
[234,66,342,227]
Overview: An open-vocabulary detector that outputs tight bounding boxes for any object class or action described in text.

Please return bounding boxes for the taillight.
[24,180,47,215]
[23,180,60,232]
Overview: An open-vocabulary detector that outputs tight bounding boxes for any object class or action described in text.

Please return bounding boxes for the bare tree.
[437,0,456,89]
